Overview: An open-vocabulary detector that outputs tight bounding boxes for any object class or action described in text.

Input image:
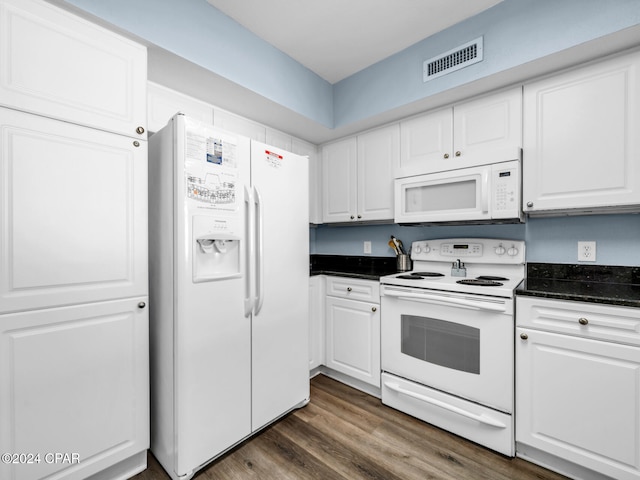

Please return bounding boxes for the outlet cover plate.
[578,241,596,262]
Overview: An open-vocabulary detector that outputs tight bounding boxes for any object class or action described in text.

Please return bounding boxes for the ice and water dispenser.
[192,214,241,282]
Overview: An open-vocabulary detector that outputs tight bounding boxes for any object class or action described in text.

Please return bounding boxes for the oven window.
[401,314,480,374]
[405,179,476,213]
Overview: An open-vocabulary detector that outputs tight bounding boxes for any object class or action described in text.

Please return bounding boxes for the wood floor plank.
[133,375,569,480]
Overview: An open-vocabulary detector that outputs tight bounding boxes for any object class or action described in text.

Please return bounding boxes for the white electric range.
[379,238,525,457]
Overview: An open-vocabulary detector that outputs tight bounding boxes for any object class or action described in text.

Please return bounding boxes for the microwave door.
[395,167,490,223]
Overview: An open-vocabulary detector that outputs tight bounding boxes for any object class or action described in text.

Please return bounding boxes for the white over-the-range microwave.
[394,158,523,225]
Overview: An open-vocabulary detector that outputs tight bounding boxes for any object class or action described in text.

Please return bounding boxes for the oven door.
[394,165,491,223]
[380,285,513,413]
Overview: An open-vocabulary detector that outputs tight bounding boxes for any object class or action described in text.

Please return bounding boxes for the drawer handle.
[520,333,528,340]
[372,306,377,312]
[578,317,589,325]
[347,287,352,292]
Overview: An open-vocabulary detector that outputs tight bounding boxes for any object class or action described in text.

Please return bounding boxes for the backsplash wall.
[310,214,640,266]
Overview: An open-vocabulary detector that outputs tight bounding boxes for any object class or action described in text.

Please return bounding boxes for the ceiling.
[205,0,503,84]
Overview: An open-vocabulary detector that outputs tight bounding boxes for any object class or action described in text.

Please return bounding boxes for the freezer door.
[250,142,310,431]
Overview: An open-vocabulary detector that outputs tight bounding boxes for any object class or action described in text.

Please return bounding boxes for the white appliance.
[394,159,523,224]
[149,114,309,480]
[380,238,525,456]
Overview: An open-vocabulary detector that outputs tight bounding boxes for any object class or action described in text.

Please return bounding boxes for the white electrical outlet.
[364,241,372,254]
[578,241,596,262]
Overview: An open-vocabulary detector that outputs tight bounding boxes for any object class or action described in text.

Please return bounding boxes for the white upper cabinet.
[399,87,522,177]
[213,108,266,142]
[147,82,213,133]
[523,50,640,214]
[322,137,358,222]
[0,0,147,139]
[322,124,398,223]
[291,137,321,224]
[0,108,148,314]
[357,124,399,221]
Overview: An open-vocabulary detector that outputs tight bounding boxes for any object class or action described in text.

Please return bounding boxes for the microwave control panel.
[491,160,521,219]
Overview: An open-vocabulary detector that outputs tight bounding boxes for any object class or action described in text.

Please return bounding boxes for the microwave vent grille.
[423,37,483,82]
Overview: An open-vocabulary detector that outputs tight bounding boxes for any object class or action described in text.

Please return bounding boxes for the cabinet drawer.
[326,276,380,302]
[516,296,640,346]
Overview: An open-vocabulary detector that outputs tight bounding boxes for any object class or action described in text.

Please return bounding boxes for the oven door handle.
[384,381,507,429]
[382,289,507,313]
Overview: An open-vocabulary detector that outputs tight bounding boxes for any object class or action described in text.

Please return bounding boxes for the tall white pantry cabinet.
[0,1,149,480]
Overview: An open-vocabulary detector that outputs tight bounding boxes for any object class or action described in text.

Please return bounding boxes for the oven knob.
[414,245,421,254]
[494,245,506,255]
[507,246,519,256]
[423,245,431,253]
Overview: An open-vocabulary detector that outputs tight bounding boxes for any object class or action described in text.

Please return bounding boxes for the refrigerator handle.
[243,185,254,317]
[254,185,265,316]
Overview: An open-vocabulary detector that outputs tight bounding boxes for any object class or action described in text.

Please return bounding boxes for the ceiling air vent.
[423,37,483,82]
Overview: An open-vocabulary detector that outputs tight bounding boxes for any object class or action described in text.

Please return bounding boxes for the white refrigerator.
[149,114,309,480]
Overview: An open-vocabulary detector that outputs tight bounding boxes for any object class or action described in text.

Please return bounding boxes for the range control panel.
[411,238,526,264]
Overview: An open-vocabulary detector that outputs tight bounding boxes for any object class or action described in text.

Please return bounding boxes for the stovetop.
[380,238,526,298]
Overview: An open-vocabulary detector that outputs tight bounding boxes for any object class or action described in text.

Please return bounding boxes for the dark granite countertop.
[310,254,399,280]
[516,263,640,308]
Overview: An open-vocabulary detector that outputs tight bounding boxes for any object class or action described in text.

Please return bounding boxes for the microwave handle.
[481,171,489,213]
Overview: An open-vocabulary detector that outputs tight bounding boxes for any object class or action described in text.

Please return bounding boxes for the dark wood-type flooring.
[134,374,568,480]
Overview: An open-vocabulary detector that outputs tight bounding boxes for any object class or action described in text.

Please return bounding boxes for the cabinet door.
[523,51,640,213]
[0,297,149,480]
[147,82,213,133]
[399,108,453,177]
[453,87,522,168]
[0,0,147,139]
[0,108,148,314]
[291,138,321,225]
[309,276,325,370]
[321,137,357,222]
[357,125,398,221]
[516,328,640,480]
[325,296,380,387]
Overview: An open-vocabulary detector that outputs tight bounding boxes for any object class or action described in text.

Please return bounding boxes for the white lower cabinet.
[309,276,325,371]
[0,298,149,480]
[516,297,640,480]
[325,277,380,387]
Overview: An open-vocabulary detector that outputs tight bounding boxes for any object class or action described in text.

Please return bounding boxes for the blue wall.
[311,214,640,266]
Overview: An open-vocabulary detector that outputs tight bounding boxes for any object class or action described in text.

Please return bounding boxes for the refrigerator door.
[250,142,310,431]
[172,117,252,476]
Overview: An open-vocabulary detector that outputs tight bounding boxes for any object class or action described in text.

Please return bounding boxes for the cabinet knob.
[578,317,589,325]
[526,201,534,208]
[372,306,377,312]
[350,215,355,220]
[347,287,352,292]
[357,214,362,219]
[136,126,145,135]
[520,333,528,340]
[138,302,146,309]
[455,151,461,157]
[443,153,449,159]
[133,140,140,147]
